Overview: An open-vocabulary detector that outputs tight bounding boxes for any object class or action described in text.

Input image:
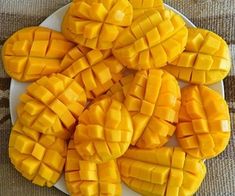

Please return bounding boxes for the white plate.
[9,3,224,195]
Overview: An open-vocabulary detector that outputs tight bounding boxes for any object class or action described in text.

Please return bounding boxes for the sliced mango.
[176,85,231,159]
[117,147,206,196]
[17,73,87,139]
[62,0,133,49]
[164,28,231,84]
[74,97,133,163]
[61,45,124,99]
[2,27,74,81]
[112,9,188,70]
[65,139,121,196]
[9,120,67,187]
[124,69,181,148]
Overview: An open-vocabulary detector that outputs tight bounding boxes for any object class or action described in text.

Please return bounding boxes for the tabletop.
[0,0,234,195]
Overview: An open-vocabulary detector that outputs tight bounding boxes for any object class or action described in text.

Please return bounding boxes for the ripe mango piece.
[124,69,181,148]
[164,28,231,84]
[9,120,67,187]
[129,0,164,19]
[62,0,133,49]
[112,9,188,70]
[17,73,87,139]
[2,27,75,82]
[61,45,125,99]
[74,97,133,163]
[117,147,206,196]
[176,85,230,159]
[65,139,121,196]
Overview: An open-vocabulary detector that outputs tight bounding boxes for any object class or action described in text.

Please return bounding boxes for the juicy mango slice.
[124,69,181,148]
[2,27,74,82]
[17,73,87,139]
[74,97,133,163]
[117,147,206,196]
[61,45,125,99]
[65,139,121,196]
[129,0,164,19]
[112,9,188,70]
[62,0,133,49]
[164,28,231,84]
[9,120,67,187]
[176,85,231,159]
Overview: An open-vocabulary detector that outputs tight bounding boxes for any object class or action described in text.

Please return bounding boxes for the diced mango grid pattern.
[17,74,87,138]
[164,28,231,84]
[176,85,231,159]
[74,97,133,163]
[65,140,121,195]
[9,121,67,187]
[62,46,124,99]
[113,10,187,70]
[124,69,181,148]
[118,147,206,196]
[3,27,74,81]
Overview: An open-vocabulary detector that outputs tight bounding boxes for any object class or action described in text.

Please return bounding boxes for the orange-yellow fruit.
[2,27,75,82]
[17,73,87,139]
[62,0,133,49]
[164,28,231,84]
[9,120,67,187]
[74,97,133,163]
[118,147,206,196]
[176,85,231,159]
[65,139,121,196]
[124,69,181,148]
[112,9,188,70]
[129,0,164,19]
[61,45,125,99]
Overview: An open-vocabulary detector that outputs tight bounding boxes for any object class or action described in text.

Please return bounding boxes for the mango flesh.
[124,69,181,148]
[17,73,87,139]
[129,0,164,19]
[117,147,206,196]
[164,28,231,84]
[65,139,121,196]
[2,27,74,82]
[112,9,188,70]
[74,97,133,163]
[62,0,133,49]
[176,85,230,159]
[61,45,124,99]
[9,120,67,187]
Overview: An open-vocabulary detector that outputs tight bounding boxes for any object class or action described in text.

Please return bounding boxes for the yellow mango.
[164,28,231,84]
[112,9,188,70]
[61,45,125,99]
[2,27,75,82]
[124,69,181,148]
[9,120,67,187]
[117,147,206,196]
[176,85,231,159]
[74,97,133,163]
[65,139,121,196]
[62,0,133,49]
[17,73,87,139]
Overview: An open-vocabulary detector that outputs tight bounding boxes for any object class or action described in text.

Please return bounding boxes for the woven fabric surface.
[0,0,234,195]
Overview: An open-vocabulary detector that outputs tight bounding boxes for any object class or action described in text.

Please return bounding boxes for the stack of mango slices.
[2,0,231,195]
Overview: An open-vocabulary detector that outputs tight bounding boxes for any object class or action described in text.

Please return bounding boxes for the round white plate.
[9,3,224,195]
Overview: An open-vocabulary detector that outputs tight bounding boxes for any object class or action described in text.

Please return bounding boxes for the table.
[0,0,234,195]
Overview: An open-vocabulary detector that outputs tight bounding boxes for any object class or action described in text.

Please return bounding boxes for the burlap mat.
[0,0,234,195]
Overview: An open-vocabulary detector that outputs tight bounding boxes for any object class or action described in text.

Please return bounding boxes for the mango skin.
[164,28,231,84]
[65,139,122,196]
[176,85,231,159]
[9,120,67,187]
[118,147,206,196]
[2,27,74,82]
